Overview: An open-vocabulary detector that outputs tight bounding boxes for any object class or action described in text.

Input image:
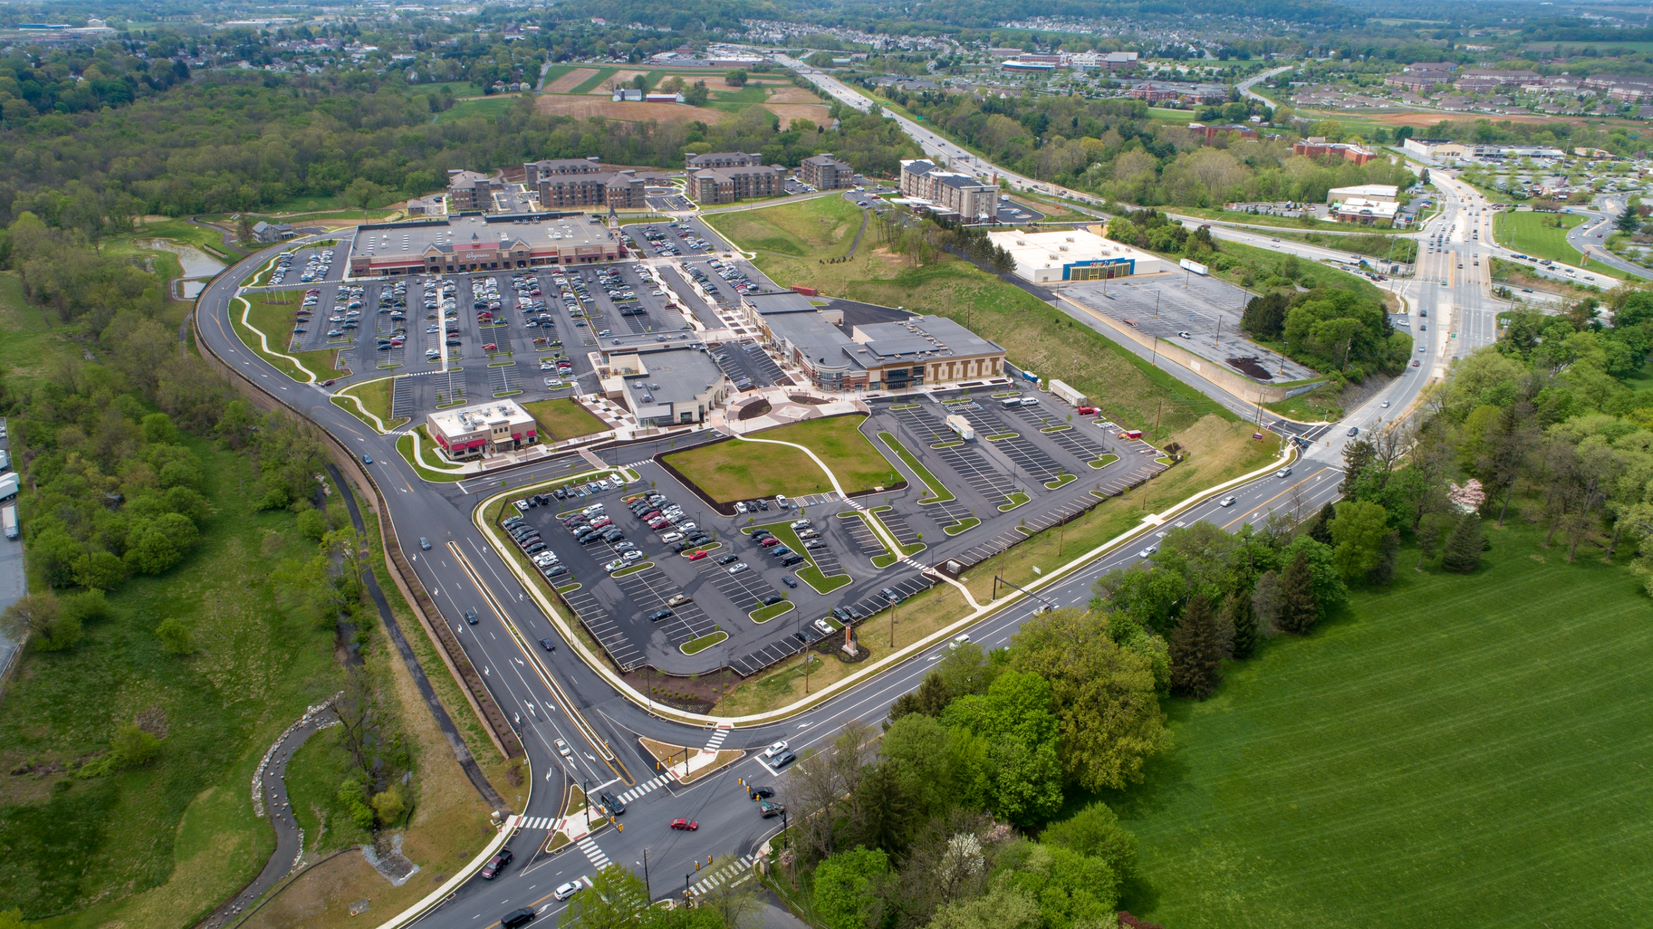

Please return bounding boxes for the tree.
[1276,549,1321,635]
[1038,801,1139,884]
[1005,610,1168,793]
[993,841,1121,927]
[2,591,81,652]
[1223,587,1261,659]
[345,177,384,217]
[156,617,196,655]
[1616,205,1640,235]
[926,887,1040,929]
[372,785,407,826]
[942,671,1064,826]
[726,69,748,87]
[684,81,711,107]
[1330,500,1398,585]
[110,722,162,768]
[1442,513,1485,573]
[1168,595,1229,699]
[563,865,653,929]
[812,847,893,929]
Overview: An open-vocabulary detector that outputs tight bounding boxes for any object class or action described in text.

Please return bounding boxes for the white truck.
[944,414,975,442]
[1049,378,1088,409]
[0,472,17,502]
[1,504,15,541]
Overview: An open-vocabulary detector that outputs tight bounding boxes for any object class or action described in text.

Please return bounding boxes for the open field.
[546,67,600,94]
[1494,210,1587,267]
[1114,526,1653,929]
[523,398,608,443]
[535,95,725,126]
[662,414,901,503]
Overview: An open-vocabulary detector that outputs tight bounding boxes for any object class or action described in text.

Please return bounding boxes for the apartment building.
[799,153,854,190]
[446,169,502,213]
[899,159,997,222]
[685,151,763,170]
[523,157,605,187]
[536,170,647,210]
[690,165,784,204]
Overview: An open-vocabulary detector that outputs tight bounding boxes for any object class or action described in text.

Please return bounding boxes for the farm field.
[1114,526,1653,929]
[662,414,901,502]
[535,65,829,130]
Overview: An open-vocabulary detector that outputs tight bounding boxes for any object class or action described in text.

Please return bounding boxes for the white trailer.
[1179,258,1210,276]
[0,473,16,502]
[2,504,16,541]
[1049,378,1088,408]
[944,414,976,442]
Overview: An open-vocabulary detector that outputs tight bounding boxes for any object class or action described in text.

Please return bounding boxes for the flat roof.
[987,227,1161,272]
[428,399,533,435]
[350,214,614,262]
[621,346,725,408]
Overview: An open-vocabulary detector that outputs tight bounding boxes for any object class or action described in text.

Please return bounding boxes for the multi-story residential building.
[685,151,763,170]
[536,170,647,210]
[446,169,501,213]
[523,157,605,187]
[899,159,997,222]
[799,153,854,190]
[690,165,784,204]
[1293,137,1377,166]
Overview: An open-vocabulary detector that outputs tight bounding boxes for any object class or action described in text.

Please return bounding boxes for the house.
[251,221,295,244]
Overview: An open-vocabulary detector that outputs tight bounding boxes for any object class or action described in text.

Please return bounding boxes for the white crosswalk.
[576,835,611,870]
[520,815,556,830]
[615,773,672,804]
[702,725,732,752]
[690,854,757,898]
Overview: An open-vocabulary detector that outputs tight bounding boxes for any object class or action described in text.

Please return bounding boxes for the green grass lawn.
[1146,107,1197,123]
[137,217,245,261]
[523,398,608,442]
[282,726,374,854]
[663,414,901,503]
[333,377,405,432]
[1494,210,1595,269]
[436,96,519,123]
[0,437,344,928]
[1113,526,1653,929]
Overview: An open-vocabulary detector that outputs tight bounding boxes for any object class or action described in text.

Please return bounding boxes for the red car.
[483,343,499,353]
[480,847,514,880]
[687,549,709,561]
[1077,406,1098,415]
[670,818,699,831]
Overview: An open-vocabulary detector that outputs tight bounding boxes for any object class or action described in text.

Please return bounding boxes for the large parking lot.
[1065,273,1318,383]
[501,389,1170,679]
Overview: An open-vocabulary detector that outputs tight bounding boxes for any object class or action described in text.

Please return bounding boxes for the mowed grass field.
[663,414,901,502]
[1113,526,1653,929]
[1494,210,1589,266]
[524,398,608,442]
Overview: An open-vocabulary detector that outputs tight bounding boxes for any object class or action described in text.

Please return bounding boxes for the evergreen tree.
[1224,587,1260,659]
[1307,502,1336,546]
[1276,550,1321,635]
[1169,595,1227,699]
[1442,513,1485,573]
[1616,205,1640,235]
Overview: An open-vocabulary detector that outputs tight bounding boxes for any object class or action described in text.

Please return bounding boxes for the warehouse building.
[1401,138,1471,162]
[1326,184,1399,205]
[987,227,1169,285]
[346,213,623,277]
[1331,198,1399,226]
[426,400,538,461]
[742,292,1005,392]
[899,159,997,222]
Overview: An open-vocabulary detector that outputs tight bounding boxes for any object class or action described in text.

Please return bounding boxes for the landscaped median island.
[395,429,468,482]
[637,736,743,786]
[661,413,903,503]
[681,630,728,655]
[233,289,343,383]
[743,522,852,594]
[878,431,956,505]
[749,600,794,623]
[331,376,407,432]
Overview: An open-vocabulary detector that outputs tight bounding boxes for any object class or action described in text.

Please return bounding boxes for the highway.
[192,66,1480,928]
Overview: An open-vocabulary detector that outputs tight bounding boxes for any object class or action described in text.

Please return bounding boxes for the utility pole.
[643,849,651,897]
[889,598,898,648]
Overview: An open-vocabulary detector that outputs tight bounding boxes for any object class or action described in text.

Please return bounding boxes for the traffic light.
[737,777,745,786]
[695,860,702,872]
[707,854,713,867]
[616,823,624,833]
